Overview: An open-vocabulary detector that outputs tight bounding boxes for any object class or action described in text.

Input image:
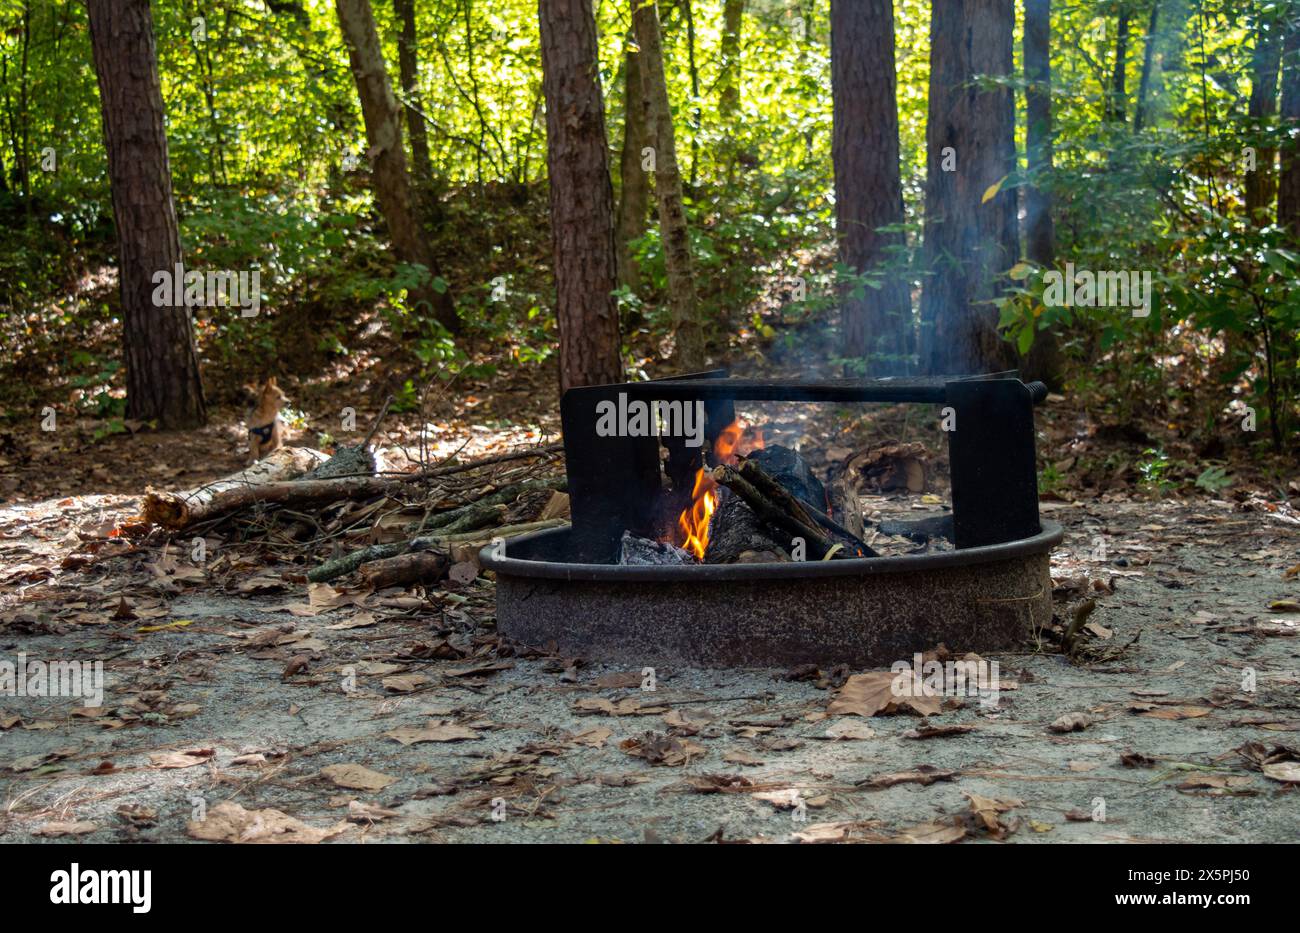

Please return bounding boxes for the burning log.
[702,493,789,564]
[710,464,838,559]
[739,459,876,556]
[745,445,828,513]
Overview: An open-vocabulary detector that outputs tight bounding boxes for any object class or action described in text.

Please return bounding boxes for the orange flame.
[673,419,762,559]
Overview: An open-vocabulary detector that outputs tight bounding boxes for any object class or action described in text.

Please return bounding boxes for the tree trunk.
[830,0,912,374]
[539,0,624,392]
[919,0,1019,375]
[1246,14,1283,223]
[1106,6,1132,124]
[1021,0,1062,389]
[1133,3,1160,130]
[719,0,745,117]
[616,32,650,290]
[1281,17,1300,242]
[87,0,207,429]
[633,0,706,370]
[335,0,459,334]
[393,0,434,192]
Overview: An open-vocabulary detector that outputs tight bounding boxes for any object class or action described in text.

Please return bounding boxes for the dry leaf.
[896,820,966,844]
[570,726,612,748]
[829,670,941,718]
[384,721,479,746]
[903,724,975,740]
[859,765,956,789]
[187,801,348,844]
[320,763,397,791]
[619,731,704,766]
[33,821,98,837]
[1136,705,1212,721]
[752,788,804,810]
[381,673,431,693]
[824,719,876,741]
[149,747,215,769]
[1049,712,1091,733]
[964,791,1022,837]
[1263,761,1300,783]
[347,800,400,822]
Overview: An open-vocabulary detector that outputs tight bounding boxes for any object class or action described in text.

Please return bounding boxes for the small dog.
[245,377,288,461]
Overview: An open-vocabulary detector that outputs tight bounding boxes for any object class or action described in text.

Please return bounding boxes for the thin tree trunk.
[616,31,650,290]
[393,0,434,192]
[335,0,459,334]
[539,0,623,392]
[634,0,706,370]
[19,1,31,218]
[1133,3,1160,130]
[1021,0,1061,388]
[87,0,207,429]
[1280,16,1300,242]
[919,0,1019,375]
[830,0,912,374]
[719,0,744,117]
[1246,14,1283,223]
[1107,6,1132,124]
[682,0,702,189]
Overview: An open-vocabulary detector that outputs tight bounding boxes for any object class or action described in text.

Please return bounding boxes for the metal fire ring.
[481,521,1063,669]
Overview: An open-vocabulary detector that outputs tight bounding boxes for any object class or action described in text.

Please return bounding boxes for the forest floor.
[2,389,1298,844]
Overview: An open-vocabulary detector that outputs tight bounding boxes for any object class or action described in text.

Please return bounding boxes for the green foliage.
[0,0,1294,456]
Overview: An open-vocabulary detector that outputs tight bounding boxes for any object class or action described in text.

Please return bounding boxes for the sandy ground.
[1,493,1298,844]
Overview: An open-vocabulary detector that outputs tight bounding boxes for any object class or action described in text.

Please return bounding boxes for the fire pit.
[481,373,1062,668]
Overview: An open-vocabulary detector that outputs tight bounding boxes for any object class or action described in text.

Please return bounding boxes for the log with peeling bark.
[141,446,330,528]
[358,551,449,588]
[144,473,409,530]
[142,446,564,531]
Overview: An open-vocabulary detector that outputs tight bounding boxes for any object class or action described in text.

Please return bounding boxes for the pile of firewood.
[140,441,567,588]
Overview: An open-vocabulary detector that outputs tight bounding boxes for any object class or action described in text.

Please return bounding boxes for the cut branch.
[711,465,836,559]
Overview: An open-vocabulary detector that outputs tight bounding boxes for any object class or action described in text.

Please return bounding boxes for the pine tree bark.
[1246,14,1283,223]
[633,0,706,370]
[1281,17,1300,242]
[919,0,1019,375]
[539,0,623,392]
[335,0,458,334]
[616,32,650,290]
[393,0,434,193]
[1021,0,1062,388]
[830,0,912,374]
[87,0,206,429]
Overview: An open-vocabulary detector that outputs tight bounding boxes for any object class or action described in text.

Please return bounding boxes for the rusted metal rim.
[481,520,1063,583]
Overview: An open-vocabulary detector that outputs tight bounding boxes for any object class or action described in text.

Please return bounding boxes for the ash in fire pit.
[619,531,694,566]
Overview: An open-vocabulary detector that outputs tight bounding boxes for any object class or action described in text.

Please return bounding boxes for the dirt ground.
[2,481,1298,844]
